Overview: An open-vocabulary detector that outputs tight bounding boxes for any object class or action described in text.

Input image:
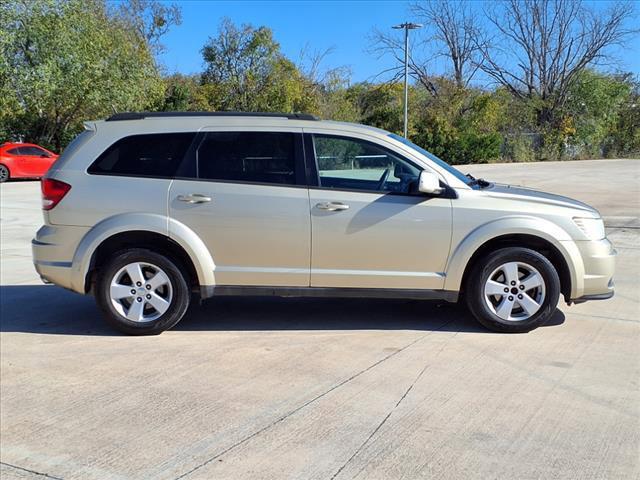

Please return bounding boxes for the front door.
[307,133,452,290]
[169,129,311,287]
[19,146,54,176]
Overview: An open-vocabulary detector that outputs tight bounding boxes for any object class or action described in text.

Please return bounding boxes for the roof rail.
[106,111,319,122]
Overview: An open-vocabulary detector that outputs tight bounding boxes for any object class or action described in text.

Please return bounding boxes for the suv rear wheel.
[466,247,560,333]
[96,248,190,335]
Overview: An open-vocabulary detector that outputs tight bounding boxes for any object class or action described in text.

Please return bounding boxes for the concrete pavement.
[1,160,638,479]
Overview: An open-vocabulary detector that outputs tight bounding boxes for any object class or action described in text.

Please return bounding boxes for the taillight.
[41,178,71,210]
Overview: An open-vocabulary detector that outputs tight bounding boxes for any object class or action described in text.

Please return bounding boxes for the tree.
[477,0,637,127]
[115,0,182,54]
[1,0,169,150]
[161,74,209,111]
[410,0,481,88]
[296,45,356,120]
[356,83,405,133]
[200,18,314,113]
[412,79,503,164]
[370,0,482,95]
[564,70,636,157]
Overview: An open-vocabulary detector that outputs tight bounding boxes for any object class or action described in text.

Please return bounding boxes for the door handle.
[177,194,212,204]
[315,202,349,211]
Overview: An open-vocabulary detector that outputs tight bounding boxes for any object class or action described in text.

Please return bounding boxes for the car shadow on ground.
[0,284,565,336]
[0,178,40,184]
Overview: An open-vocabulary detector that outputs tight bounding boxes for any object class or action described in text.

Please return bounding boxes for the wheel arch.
[444,217,583,302]
[459,234,573,302]
[86,231,200,294]
[69,213,216,294]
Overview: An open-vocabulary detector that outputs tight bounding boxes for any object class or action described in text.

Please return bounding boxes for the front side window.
[196,131,299,186]
[88,133,195,178]
[22,146,49,156]
[313,135,421,193]
[388,133,472,186]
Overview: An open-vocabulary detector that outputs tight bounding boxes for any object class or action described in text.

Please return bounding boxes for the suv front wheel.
[96,248,190,335]
[466,247,561,333]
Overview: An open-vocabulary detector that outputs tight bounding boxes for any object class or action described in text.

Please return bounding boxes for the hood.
[485,183,599,216]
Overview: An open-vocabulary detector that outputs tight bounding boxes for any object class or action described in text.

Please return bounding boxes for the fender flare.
[70,213,216,293]
[443,216,584,298]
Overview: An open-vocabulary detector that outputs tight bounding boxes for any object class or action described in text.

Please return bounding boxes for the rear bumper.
[32,225,89,294]
[33,253,74,289]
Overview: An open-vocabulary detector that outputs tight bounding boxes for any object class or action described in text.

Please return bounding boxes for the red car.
[0,142,59,182]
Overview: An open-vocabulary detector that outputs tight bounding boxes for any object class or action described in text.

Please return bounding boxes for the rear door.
[168,128,311,287]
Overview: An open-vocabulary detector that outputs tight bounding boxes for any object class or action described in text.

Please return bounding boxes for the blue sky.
[157,0,640,84]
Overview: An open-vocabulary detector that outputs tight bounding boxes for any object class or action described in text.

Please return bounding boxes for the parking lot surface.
[1,159,639,479]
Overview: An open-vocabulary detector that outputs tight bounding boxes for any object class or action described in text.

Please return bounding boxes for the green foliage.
[199,18,315,113]
[564,70,635,158]
[316,69,359,122]
[410,81,503,164]
[161,74,209,111]
[605,83,640,157]
[0,0,164,151]
[2,9,637,164]
[356,83,404,134]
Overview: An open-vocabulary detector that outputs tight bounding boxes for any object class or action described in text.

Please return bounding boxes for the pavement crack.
[173,319,453,480]
[0,461,64,480]
[329,335,454,480]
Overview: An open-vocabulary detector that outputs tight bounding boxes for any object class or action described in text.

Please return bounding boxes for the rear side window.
[88,133,195,178]
[7,147,22,155]
[195,132,299,185]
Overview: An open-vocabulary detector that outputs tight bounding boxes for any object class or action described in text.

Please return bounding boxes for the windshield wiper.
[466,173,491,188]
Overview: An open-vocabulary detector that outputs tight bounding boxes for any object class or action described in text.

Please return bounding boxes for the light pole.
[392,22,422,138]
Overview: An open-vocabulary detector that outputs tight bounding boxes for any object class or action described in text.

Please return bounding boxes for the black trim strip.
[306,184,457,199]
[200,285,459,302]
[572,291,614,304]
[106,111,318,122]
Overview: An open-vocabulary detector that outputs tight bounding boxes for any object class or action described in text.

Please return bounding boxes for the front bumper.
[572,290,615,304]
[570,237,616,302]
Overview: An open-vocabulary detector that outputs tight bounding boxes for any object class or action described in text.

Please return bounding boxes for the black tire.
[465,247,560,333]
[0,164,9,183]
[96,248,190,335]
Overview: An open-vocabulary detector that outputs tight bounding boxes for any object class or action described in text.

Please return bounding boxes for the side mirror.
[418,171,444,195]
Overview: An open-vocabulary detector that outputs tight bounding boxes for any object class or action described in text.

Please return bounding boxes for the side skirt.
[200,285,459,303]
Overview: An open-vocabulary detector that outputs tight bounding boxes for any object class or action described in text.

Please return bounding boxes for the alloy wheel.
[483,261,546,321]
[109,262,173,322]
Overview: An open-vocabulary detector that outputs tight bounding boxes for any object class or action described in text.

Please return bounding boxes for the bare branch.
[476,0,638,123]
[411,0,483,87]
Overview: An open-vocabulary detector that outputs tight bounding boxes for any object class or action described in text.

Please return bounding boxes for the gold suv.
[32,112,615,334]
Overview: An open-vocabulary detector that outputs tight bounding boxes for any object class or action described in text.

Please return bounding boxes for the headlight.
[573,217,605,240]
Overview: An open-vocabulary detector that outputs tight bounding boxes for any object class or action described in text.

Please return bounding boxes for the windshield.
[388,133,472,185]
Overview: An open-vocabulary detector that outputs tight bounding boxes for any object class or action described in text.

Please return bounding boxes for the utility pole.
[392,22,423,138]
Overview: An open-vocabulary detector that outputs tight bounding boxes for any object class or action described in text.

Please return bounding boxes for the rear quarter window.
[88,133,195,178]
[195,131,300,185]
